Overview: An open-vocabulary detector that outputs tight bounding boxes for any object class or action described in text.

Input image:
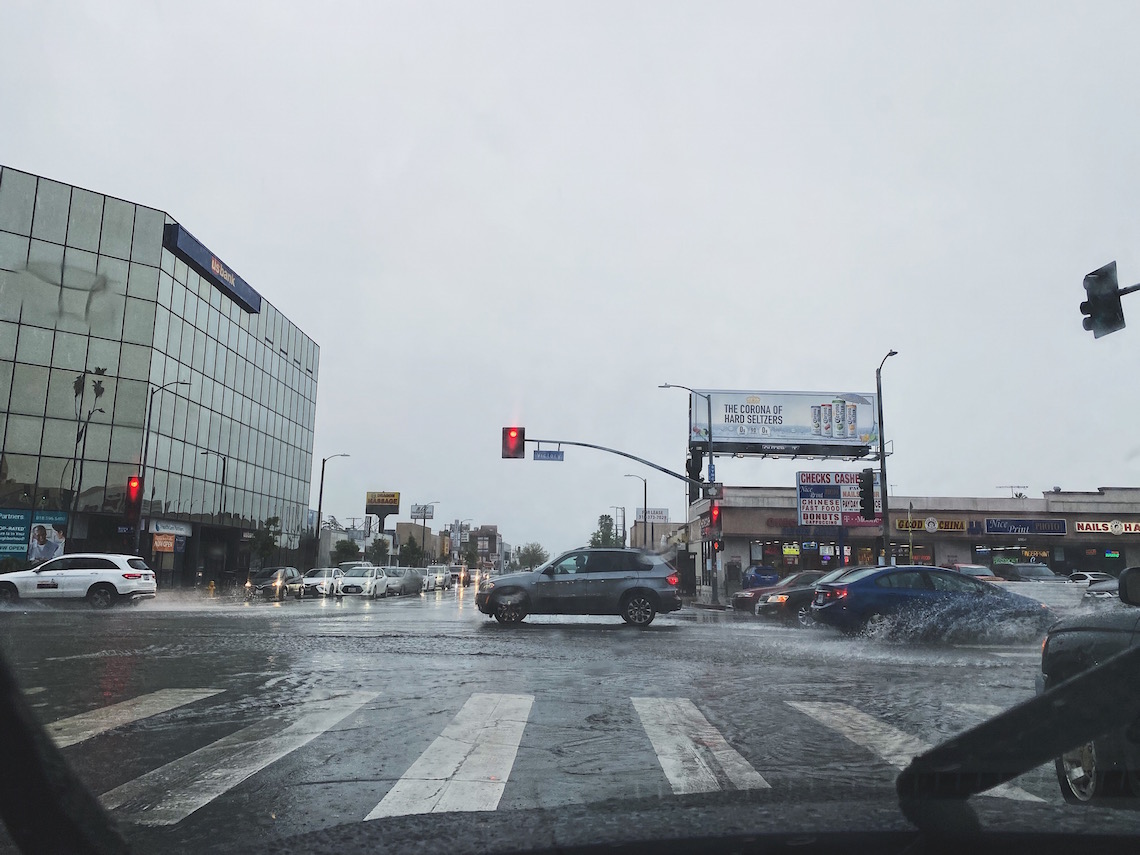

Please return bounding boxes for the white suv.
[0,554,157,609]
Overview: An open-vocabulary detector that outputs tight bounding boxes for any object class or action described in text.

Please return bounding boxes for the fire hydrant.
[207,580,216,598]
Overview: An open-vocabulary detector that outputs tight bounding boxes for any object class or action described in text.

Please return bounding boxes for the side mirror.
[1119,566,1140,607]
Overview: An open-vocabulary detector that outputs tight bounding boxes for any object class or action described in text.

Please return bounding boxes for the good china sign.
[1075,520,1140,535]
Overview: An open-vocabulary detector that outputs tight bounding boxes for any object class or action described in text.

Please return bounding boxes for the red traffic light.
[125,475,143,524]
[502,426,526,459]
[710,502,720,524]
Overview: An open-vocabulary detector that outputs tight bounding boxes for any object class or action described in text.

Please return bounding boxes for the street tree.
[331,539,361,564]
[589,514,621,547]
[518,542,550,569]
[463,546,479,568]
[368,538,390,565]
[250,516,282,566]
[401,535,424,568]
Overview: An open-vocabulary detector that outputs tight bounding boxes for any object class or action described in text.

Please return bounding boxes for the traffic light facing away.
[502,427,526,459]
[125,475,142,524]
[1081,261,1126,338]
[858,468,876,520]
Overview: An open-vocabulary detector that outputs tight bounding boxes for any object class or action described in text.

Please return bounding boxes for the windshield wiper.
[897,644,1140,830]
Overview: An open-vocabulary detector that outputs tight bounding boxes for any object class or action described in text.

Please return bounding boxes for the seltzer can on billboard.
[811,405,822,436]
[846,402,858,438]
[832,397,846,439]
[820,403,833,438]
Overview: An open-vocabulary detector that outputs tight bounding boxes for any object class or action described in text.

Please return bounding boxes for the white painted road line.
[101,690,377,826]
[366,692,534,820]
[49,688,225,748]
[787,701,1043,802]
[632,697,770,795]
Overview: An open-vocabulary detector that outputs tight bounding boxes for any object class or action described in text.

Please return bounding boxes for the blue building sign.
[163,224,263,313]
[984,518,1067,536]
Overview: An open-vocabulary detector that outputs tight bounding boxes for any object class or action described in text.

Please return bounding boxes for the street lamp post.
[315,453,350,565]
[660,382,717,602]
[625,474,647,548]
[659,383,714,482]
[876,350,898,565]
[135,380,189,555]
[200,451,228,521]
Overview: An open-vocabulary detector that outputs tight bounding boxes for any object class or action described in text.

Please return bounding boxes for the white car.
[301,567,343,597]
[0,553,157,609]
[425,565,453,591]
[1068,571,1115,585]
[336,566,383,598]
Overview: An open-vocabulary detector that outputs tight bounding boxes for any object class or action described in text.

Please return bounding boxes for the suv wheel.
[1056,740,1129,803]
[87,584,116,610]
[493,598,526,624]
[621,593,656,627]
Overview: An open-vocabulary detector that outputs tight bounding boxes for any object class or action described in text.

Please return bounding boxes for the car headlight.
[480,581,495,591]
[245,580,252,588]
[767,594,789,604]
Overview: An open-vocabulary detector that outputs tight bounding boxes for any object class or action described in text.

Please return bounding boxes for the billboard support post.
[876,351,898,565]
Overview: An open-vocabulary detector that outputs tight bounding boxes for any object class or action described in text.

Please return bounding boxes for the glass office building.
[0,165,318,587]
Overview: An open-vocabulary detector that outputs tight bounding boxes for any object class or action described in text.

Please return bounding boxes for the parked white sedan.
[335,566,384,598]
[0,554,157,609]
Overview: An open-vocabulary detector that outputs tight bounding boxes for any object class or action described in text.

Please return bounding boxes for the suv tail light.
[821,586,848,601]
[665,573,679,587]
[122,573,143,580]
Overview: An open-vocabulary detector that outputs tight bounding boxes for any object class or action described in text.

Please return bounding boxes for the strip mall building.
[678,486,1140,602]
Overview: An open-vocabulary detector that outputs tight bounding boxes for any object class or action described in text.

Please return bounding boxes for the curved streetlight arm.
[660,383,715,481]
[135,380,191,555]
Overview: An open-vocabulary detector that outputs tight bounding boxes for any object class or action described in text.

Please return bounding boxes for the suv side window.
[68,557,118,570]
[36,557,68,572]
[582,552,620,574]
[550,552,588,576]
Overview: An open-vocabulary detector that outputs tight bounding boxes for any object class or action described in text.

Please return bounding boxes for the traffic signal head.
[710,501,721,532]
[711,538,723,553]
[125,475,143,524]
[858,468,876,521]
[502,426,526,459]
[1081,261,1126,338]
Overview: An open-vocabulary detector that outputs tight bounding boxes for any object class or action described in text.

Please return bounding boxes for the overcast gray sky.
[5,1,1140,555]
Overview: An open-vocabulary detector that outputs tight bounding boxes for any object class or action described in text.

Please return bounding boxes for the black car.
[993,563,1068,582]
[1039,565,1140,802]
[474,547,682,626]
[755,565,868,627]
[244,566,303,600]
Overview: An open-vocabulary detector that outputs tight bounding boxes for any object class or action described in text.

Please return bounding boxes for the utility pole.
[876,350,898,566]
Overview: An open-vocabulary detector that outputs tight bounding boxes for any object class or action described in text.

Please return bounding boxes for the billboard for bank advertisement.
[691,390,879,457]
[796,471,882,527]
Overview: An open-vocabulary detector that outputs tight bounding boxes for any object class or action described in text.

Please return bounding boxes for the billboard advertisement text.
[796,471,881,527]
[692,390,879,457]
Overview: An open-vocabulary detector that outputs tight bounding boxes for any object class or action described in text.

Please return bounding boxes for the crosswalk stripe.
[48,688,225,748]
[787,701,1043,802]
[366,692,533,820]
[100,690,377,826]
[632,697,770,794]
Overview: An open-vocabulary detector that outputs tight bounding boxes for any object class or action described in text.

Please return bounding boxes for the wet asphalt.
[1,588,1137,854]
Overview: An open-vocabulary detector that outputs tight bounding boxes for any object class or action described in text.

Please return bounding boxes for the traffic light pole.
[876,351,897,565]
[521,437,704,490]
[134,380,188,556]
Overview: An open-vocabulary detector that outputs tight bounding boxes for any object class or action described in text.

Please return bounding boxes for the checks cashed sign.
[796,471,881,527]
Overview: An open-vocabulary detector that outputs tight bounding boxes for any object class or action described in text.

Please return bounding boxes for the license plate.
[814,593,825,605]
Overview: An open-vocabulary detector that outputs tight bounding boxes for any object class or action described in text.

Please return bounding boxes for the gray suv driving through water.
[474,548,682,626]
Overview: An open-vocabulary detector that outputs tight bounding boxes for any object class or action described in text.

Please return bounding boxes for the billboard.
[691,390,879,458]
[366,492,400,516]
[635,508,670,524]
[410,504,434,520]
[796,471,882,528]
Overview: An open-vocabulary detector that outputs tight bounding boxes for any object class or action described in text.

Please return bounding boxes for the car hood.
[486,571,534,586]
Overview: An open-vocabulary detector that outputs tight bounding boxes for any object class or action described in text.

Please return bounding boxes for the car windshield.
[7,5,1140,852]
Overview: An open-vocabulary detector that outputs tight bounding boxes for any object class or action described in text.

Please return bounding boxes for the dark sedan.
[729,571,824,615]
[1040,566,1140,803]
[811,565,1055,640]
[755,566,868,627]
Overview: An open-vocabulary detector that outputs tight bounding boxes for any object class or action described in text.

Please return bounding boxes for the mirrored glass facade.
[0,165,318,580]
